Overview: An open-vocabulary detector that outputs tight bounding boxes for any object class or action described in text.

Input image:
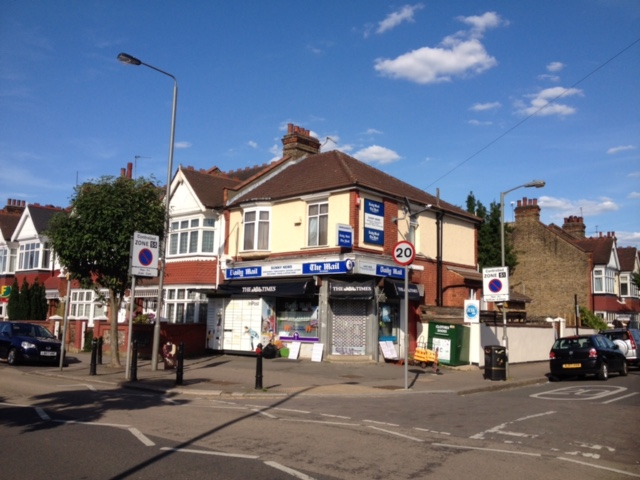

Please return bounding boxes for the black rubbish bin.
[484,345,507,381]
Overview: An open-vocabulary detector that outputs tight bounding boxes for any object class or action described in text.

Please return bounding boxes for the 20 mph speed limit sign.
[393,240,416,266]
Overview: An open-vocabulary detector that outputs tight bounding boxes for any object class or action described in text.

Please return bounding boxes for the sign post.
[393,241,416,390]
[127,232,159,380]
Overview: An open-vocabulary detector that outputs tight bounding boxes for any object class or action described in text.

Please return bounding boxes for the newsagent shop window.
[277,298,319,341]
[379,303,400,343]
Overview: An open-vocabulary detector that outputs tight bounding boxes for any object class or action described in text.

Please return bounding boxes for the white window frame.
[168,215,217,258]
[165,288,208,324]
[307,200,329,247]
[620,273,630,297]
[242,207,270,252]
[0,248,7,274]
[593,268,604,293]
[18,242,41,270]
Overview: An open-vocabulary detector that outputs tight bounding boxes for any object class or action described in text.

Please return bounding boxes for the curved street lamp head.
[524,180,546,189]
[117,52,142,66]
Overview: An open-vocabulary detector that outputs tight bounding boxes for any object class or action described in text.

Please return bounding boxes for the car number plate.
[40,351,57,357]
[562,363,580,368]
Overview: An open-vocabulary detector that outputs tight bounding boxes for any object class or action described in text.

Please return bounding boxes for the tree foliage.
[466,192,517,272]
[579,306,608,331]
[632,272,640,290]
[46,175,165,366]
[6,278,47,320]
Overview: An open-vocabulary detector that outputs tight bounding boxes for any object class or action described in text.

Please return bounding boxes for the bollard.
[97,337,103,365]
[175,342,184,386]
[89,338,97,376]
[130,339,138,382]
[255,343,263,390]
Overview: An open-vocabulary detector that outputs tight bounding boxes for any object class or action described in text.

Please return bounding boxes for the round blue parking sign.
[138,248,153,267]
[488,278,503,293]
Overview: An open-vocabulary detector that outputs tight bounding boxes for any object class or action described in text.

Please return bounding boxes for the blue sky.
[1,1,639,247]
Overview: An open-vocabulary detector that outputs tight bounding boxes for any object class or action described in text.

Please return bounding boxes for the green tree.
[46,175,165,367]
[579,306,608,331]
[632,272,640,290]
[466,192,517,272]
[7,277,20,320]
[30,278,48,320]
[18,278,31,320]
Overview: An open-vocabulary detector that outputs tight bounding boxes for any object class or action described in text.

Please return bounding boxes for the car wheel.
[597,362,608,381]
[620,361,628,377]
[7,348,18,366]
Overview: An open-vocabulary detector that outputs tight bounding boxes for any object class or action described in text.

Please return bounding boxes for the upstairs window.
[243,209,270,251]
[18,242,40,270]
[0,248,7,273]
[308,201,328,247]
[620,274,630,297]
[168,216,217,257]
[593,269,604,293]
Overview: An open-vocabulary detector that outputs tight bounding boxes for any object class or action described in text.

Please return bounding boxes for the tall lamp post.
[500,180,545,372]
[117,52,177,371]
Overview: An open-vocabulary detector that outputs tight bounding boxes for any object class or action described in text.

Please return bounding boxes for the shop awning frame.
[218,278,316,297]
[383,278,422,301]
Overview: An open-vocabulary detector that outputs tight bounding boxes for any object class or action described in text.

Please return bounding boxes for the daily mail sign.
[482,266,509,302]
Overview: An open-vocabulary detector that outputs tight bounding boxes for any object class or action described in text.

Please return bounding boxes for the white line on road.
[160,447,259,459]
[363,419,399,427]
[35,407,50,420]
[558,456,640,478]
[367,426,424,442]
[279,418,360,427]
[264,461,317,480]
[321,413,351,420]
[414,427,451,436]
[251,408,277,419]
[601,392,638,404]
[128,427,155,446]
[433,443,541,456]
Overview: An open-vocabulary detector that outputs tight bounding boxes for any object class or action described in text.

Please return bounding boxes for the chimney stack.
[282,123,321,160]
[562,215,586,239]
[514,197,541,223]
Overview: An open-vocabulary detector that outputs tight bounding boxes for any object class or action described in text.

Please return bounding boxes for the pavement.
[37,350,552,397]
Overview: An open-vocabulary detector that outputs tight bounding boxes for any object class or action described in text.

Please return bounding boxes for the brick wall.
[510,199,591,324]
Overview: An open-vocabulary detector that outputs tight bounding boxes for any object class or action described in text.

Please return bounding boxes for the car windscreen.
[13,324,55,338]
[552,338,592,349]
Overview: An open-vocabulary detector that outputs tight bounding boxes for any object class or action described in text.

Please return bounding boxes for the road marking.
[364,419,399,427]
[414,427,451,436]
[35,407,50,420]
[558,456,640,478]
[531,386,626,401]
[470,411,555,440]
[160,447,259,459]
[321,413,351,420]
[251,408,277,419]
[433,443,541,456]
[264,461,317,480]
[279,418,360,427]
[367,426,424,442]
[601,392,638,404]
[128,427,155,446]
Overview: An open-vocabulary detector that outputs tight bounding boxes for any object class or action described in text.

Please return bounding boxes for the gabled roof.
[0,213,21,242]
[574,236,616,265]
[178,167,243,209]
[228,150,479,222]
[617,246,639,272]
[11,204,65,242]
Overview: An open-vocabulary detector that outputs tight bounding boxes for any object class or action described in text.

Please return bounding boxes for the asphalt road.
[1,364,639,479]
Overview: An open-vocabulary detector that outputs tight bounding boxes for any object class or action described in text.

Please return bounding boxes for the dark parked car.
[599,328,640,367]
[0,322,63,365]
[549,334,628,380]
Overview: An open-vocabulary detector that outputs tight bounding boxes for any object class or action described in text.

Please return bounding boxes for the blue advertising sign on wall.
[226,266,263,279]
[364,199,384,245]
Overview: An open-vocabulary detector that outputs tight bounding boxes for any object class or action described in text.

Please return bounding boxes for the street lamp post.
[117,52,177,371]
[500,180,545,374]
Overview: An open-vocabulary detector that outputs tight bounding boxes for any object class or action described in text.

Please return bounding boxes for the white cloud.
[174,141,192,149]
[353,145,401,165]
[468,119,493,126]
[616,231,640,248]
[539,195,619,218]
[470,101,501,112]
[374,11,505,84]
[607,145,636,154]
[628,171,640,178]
[456,11,506,32]
[247,140,258,149]
[364,128,383,135]
[537,73,560,82]
[546,61,564,72]
[376,4,424,34]
[628,191,640,199]
[514,86,583,117]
